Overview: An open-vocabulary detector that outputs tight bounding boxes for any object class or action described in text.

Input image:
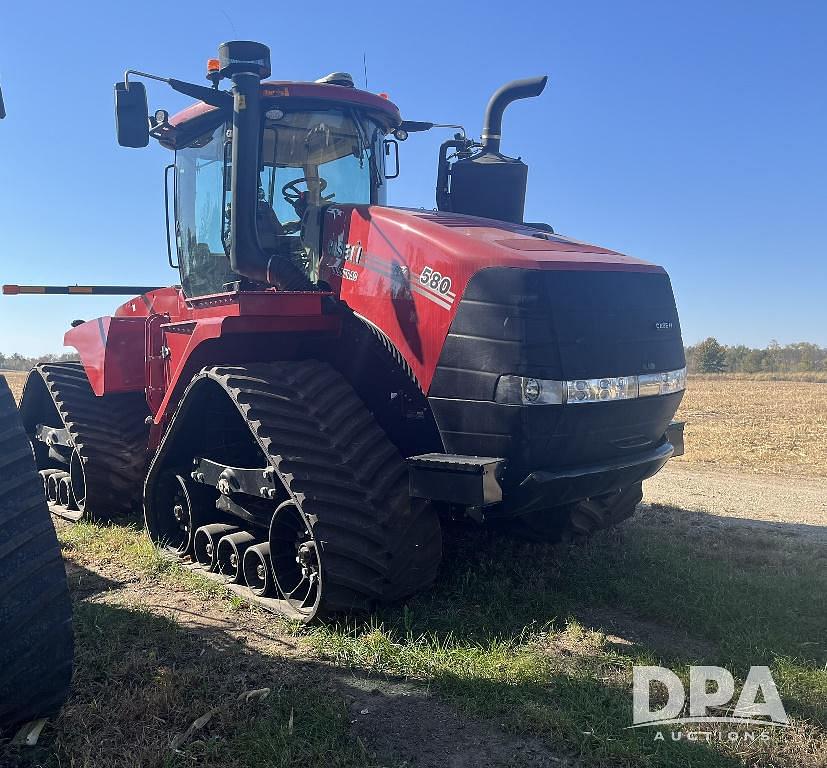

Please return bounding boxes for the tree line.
[3,341,825,376]
[0,352,77,371]
[686,339,827,374]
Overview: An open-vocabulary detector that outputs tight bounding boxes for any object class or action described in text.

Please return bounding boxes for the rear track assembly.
[19,362,150,521]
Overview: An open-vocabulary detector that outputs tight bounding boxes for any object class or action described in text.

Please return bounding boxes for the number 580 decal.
[420,266,453,296]
[415,265,456,310]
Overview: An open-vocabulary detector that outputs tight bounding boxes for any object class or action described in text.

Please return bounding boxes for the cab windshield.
[259,107,386,228]
[175,107,386,297]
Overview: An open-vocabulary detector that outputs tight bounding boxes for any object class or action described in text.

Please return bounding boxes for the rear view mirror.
[114,81,149,147]
[0,85,5,119]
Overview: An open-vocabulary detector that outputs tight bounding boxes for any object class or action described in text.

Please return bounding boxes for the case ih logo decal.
[655,321,674,330]
[326,235,363,282]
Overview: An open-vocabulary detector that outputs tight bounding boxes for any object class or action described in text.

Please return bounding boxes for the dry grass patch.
[692,371,827,383]
[676,376,827,476]
[0,371,26,402]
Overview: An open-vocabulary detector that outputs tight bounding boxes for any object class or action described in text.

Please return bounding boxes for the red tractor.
[8,42,686,620]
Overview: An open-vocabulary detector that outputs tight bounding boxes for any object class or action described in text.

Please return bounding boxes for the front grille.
[428,266,685,475]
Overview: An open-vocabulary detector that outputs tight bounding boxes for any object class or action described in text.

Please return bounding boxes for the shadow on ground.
[5,499,823,768]
[0,564,572,768]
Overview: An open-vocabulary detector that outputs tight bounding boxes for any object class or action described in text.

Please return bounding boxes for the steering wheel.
[281,177,332,205]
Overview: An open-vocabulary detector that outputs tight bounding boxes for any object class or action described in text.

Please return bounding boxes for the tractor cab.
[170,96,394,296]
[106,39,399,299]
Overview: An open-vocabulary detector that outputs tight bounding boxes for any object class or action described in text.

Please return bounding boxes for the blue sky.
[1,0,824,355]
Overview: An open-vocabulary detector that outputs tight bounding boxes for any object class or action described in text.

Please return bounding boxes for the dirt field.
[1,371,825,768]
[1,371,25,401]
[673,375,827,477]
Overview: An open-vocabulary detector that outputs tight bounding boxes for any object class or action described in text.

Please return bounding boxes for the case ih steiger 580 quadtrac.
[6,42,686,620]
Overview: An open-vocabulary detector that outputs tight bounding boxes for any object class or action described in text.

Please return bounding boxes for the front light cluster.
[566,376,636,403]
[495,367,686,406]
[638,367,687,397]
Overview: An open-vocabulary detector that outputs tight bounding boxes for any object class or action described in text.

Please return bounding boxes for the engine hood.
[378,207,663,274]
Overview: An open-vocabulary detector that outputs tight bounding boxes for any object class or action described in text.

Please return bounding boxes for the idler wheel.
[216,531,258,583]
[243,543,274,596]
[193,523,240,569]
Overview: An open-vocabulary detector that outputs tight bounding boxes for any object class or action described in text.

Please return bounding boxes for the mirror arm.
[125,70,232,109]
[168,79,232,109]
[400,121,467,139]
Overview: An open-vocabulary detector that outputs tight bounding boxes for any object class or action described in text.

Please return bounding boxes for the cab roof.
[164,81,401,149]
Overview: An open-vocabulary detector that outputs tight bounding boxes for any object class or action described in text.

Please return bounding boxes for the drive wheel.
[0,376,73,732]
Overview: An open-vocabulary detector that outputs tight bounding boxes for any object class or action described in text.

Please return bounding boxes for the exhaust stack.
[439,76,548,224]
[219,41,272,284]
[481,76,547,154]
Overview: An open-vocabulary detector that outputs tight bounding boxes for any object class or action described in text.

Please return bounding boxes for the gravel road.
[645,463,827,542]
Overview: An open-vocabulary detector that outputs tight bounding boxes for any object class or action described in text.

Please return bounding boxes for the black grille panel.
[430,267,684,398]
[428,266,685,478]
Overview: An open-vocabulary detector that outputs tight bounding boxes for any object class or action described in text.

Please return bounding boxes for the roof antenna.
[220,9,237,35]
[363,52,368,90]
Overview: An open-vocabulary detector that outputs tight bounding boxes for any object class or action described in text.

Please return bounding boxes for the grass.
[24,508,825,768]
[6,592,372,768]
[58,520,232,601]
[674,375,827,476]
[690,372,827,383]
[305,511,827,768]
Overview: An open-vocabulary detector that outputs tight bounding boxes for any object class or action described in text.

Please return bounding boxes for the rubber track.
[567,484,643,539]
[147,361,442,615]
[0,376,73,731]
[20,362,149,519]
[502,483,643,544]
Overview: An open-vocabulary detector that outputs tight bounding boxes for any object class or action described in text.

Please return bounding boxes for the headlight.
[495,375,564,405]
[638,367,687,397]
[566,376,637,404]
[494,367,686,405]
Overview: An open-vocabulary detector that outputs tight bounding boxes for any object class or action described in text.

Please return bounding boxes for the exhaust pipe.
[216,531,258,583]
[193,523,240,569]
[481,76,548,154]
[222,41,271,284]
[217,41,315,291]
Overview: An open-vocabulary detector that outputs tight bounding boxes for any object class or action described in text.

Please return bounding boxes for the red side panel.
[112,286,187,319]
[318,206,665,393]
[64,316,147,396]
